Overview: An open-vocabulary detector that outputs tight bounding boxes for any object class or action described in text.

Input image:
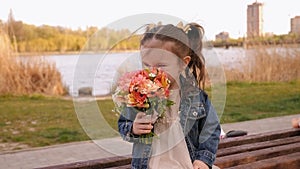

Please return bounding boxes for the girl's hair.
[140,23,205,89]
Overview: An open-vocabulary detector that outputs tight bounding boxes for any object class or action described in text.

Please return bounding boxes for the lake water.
[43,47,248,96]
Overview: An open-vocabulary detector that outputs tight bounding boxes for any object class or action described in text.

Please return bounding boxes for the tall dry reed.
[0,30,65,96]
[225,45,300,82]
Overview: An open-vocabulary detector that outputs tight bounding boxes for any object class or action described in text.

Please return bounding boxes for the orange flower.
[114,67,173,115]
[127,91,148,108]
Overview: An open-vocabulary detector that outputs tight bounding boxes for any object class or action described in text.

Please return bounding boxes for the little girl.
[118,22,221,169]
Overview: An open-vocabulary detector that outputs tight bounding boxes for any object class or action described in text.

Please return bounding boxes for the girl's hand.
[193,160,209,169]
[292,118,300,128]
[132,112,153,135]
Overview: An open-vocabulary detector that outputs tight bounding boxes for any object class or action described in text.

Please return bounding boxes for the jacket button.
[193,111,198,116]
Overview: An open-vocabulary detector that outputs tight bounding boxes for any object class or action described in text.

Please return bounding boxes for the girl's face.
[141,39,188,89]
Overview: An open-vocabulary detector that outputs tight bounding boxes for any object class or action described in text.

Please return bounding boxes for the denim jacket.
[118,74,221,169]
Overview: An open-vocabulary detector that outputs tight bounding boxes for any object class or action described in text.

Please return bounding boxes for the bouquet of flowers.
[113,68,174,143]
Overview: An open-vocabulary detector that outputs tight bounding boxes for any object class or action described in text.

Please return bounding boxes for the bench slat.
[215,142,300,168]
[225,152,300,169]
[35,155,131,169]
[218,128,300,149]
[217,135,300,157]
[105,164,131,169]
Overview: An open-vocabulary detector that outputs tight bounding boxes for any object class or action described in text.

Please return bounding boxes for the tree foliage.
[1,10,140,53]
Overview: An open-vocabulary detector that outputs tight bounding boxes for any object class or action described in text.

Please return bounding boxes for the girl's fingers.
[138,129,152,134]
[136,123,153,131]
[133,112,154,135]
[134,128,152,135]
[133,123,153,135]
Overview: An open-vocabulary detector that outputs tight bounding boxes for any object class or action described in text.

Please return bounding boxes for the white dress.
[149,89,193,169]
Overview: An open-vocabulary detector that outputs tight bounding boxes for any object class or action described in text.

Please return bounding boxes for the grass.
[221,81,300,123]
[0,81,299,151]
[0,95,88,149]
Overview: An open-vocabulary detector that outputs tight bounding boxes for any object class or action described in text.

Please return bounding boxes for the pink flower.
[114,67,173,116]
[118,71,138,91]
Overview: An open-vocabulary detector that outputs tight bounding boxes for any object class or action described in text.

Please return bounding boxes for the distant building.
[247,1,264,38]
[290,16,300,35]
[215,32,229,41]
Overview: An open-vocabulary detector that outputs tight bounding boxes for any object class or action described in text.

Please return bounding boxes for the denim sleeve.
[118,107,141,143]
[194,97,221,168]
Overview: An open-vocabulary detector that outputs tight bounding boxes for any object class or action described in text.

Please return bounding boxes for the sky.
[0,0,299,40]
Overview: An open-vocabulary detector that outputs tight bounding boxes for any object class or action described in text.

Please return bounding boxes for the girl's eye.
[142,63,167,68]
[142,63,150,67]
[156,64,167,68]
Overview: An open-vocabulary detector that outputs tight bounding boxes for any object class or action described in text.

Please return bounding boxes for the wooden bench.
[37,128,300,169]
[215,128,300,168]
